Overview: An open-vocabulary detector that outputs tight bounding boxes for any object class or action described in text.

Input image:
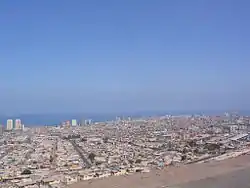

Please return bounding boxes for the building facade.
[15,119,22,130]
[0,125,3,135]
[71,119,77,126]
[6,119,13,130]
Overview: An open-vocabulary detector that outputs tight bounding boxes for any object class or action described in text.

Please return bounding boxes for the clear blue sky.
[0,0,249,114]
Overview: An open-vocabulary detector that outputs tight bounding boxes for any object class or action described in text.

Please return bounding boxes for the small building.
[230,133,249,143]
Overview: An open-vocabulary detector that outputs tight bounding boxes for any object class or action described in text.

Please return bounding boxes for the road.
[69,139,92,168]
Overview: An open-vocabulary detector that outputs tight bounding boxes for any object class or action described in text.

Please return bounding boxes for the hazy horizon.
[0,109,248,126]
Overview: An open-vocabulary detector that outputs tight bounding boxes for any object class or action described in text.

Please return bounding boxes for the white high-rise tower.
[15,119,22,130]
[6,119,13,130]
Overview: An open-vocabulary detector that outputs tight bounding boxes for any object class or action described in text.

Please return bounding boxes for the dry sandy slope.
[70,154,250,188]
[176,167,250,188]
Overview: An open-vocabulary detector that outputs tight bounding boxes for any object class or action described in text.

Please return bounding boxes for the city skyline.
[5,118,23,130]
[1,1,250,187]
[1,112,250,187]
[1,0,250,114]
[0,110,248,126]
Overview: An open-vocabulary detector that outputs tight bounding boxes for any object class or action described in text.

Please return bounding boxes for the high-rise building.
[65,120,71,128]
[71,119,77,126]
[0,125,3,135]
[15,119,22,130]
[61,121,66,127]
[84,119,92,125]
[88,119,92,125]
[84,119,89,125]
[80,119,85,126]
[6,119,13,130]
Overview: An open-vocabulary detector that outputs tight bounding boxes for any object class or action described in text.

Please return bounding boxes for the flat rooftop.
[70,154,250,188]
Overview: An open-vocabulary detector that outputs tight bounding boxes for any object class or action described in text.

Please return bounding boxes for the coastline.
[0,110,249,126]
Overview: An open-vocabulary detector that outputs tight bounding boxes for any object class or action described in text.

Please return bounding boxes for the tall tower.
[0,125,3,135]
[6,119,13,130]
[65,120,71,128]
[15,119,22,130]
[84,119,89,125]
[71,119,77,126]
[81,119,85,126]
[88,119,92,125]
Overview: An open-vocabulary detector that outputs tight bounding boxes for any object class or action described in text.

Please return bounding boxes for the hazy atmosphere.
[1,0,249,114]
[1,1,250,188]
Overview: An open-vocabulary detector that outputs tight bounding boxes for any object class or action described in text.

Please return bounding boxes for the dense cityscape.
[0,112,250,187]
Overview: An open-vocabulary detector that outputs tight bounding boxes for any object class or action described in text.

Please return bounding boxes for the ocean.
[0,113,116,126]
[0,111,169,126]
[0,110,249,127]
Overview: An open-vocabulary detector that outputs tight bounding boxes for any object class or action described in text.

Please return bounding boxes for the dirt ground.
[70,154,250,188]
[176,167,250,188]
